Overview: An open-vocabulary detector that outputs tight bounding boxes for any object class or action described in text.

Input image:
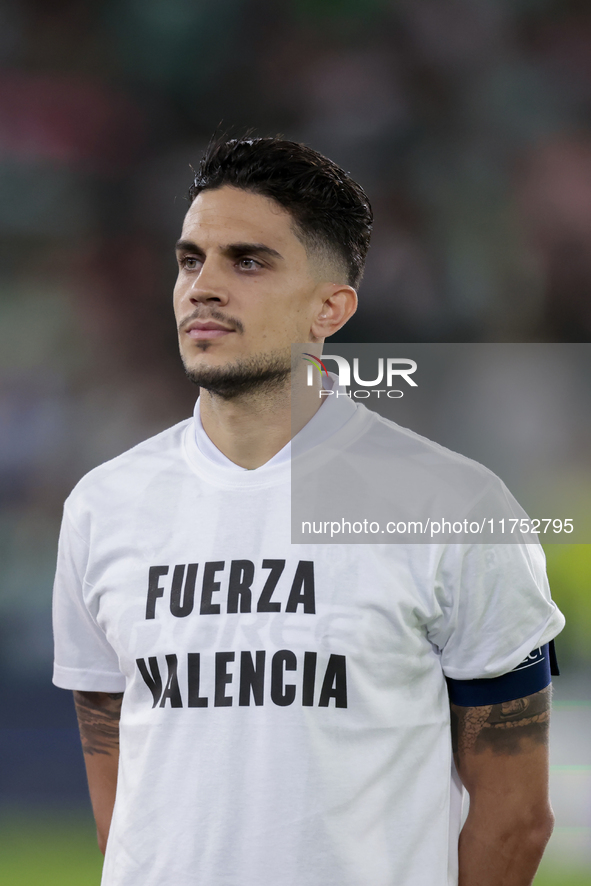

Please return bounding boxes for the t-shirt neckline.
[184,373,365,489]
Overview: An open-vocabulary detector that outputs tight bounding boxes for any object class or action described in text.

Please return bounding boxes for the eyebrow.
[174,239,284,261]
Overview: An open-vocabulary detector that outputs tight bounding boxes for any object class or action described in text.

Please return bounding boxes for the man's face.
[173,185,330,397]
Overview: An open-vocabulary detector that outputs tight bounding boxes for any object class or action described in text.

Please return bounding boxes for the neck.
[199,374,323,469]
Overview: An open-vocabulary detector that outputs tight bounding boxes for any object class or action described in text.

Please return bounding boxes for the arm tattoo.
[451,685,551,758]
[73,691,123,757]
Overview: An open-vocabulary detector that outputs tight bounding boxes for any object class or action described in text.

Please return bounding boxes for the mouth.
[185,320,235,341]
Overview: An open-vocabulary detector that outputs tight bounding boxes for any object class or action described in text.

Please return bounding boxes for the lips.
[185,320,234,341]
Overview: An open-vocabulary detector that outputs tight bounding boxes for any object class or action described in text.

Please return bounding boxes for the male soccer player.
[53,137,564,886]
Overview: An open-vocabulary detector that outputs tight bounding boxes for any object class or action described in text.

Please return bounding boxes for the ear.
[310,282,358,341]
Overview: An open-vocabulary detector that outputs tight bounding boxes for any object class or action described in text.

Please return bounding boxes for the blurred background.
[0,0,589,882]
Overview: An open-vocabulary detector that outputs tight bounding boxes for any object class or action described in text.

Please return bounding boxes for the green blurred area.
[534,872,591,886]
[0,813,103,886]
[0,812,589,885]
[543,545,591,666]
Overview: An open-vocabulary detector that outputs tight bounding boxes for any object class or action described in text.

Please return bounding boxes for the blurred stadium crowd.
[1,0,590,812]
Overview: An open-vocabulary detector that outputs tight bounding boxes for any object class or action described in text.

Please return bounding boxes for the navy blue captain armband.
[447,640,559,707]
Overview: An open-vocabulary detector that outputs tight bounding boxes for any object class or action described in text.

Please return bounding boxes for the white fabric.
[193,371,352,469]
[52,394,564,886]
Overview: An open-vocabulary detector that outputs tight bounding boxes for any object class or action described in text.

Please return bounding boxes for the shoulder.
[353,405,503,502]
[369,407,491,470]
[65,418,193,518]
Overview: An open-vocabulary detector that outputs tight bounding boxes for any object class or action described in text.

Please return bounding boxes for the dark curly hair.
[189,137,373,289]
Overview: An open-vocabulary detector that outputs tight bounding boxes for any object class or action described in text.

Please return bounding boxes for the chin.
[182,345,230,367]
[182,349,292,399]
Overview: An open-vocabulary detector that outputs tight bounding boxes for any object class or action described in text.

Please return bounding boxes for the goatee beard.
[184,350,292,400]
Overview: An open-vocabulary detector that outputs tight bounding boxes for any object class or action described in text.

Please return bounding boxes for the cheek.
[268,301,306,333]
[289,290,317,328]
[270,313,312,345]
[172,280,185,319]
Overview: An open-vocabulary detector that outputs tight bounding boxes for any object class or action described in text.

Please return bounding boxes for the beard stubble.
[183,348,293,400]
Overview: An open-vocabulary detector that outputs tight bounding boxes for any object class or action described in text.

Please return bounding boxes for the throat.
[198,388,293,469]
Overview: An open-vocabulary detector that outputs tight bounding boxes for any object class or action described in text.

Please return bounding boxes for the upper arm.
[450,685,552,811]
[53,509,125,692]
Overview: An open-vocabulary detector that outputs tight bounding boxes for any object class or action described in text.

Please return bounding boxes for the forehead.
[181,185,302,252]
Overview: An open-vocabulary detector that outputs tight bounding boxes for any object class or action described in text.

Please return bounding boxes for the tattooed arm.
[451,686,555,886]
[73,690,123,855]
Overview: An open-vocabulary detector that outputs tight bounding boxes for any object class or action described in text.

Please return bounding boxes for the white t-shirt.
[52,394,564,886]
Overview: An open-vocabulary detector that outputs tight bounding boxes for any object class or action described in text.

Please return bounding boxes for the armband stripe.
[548,639,560,676]
[447,643,552,706]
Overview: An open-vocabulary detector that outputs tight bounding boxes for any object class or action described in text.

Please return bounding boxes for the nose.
[186,258,229,307]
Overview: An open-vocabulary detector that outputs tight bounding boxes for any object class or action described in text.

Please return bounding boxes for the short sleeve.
[428,542,565,681]
[52,505,126,692]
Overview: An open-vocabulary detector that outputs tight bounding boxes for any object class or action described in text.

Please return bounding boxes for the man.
[53,137,564,886]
